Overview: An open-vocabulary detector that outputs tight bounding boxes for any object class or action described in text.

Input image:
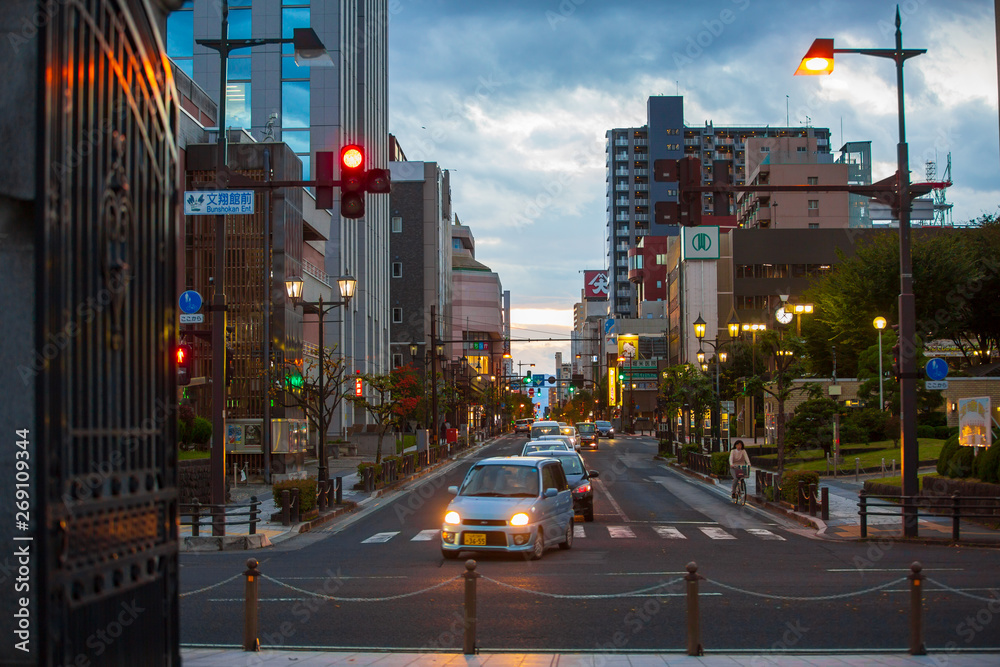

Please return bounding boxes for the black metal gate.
[38,0,180,664]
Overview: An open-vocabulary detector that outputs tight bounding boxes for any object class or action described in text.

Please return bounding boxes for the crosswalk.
[358,524,785,544]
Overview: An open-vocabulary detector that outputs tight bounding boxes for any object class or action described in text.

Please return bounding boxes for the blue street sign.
[179,290,203,314]
[605,318,615,334]
[925,358,949,381]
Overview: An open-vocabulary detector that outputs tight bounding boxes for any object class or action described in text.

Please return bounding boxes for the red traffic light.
[176,345,188,365]
[341,145,364,170]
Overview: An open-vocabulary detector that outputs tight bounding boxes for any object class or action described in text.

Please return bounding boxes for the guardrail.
[859,490,1000,540]
[190,558,941,656]
[180,497,262,536]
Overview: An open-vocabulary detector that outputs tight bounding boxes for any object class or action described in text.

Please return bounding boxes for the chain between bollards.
[463,559,480,655]
[243,558,260,652]
[909,561,925,655]
[685,561,704,656]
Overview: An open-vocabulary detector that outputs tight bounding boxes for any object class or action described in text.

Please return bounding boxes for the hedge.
[936,435,961,476]
[933,425,953,440]
[973,442,1000,484]
[680,444,699,465]
[916,425,937,439]
[779,470,820,504]
[357,461,383,486]
[190,417,212,450]
[272,478,318,513]
[950,448,975,478]
[711,452,729,477]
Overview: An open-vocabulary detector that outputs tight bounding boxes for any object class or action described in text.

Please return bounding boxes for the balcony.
[615,168,628,176]
[615,153,628,161]
[633,168,649,176]
[634,198,649,206]
[634,213,649,222]
[615,139,628,147]
[685,138,699,146]
[615,198,629,206]
[633,138,648,146]
[615,226,630,237]
[615,213,630,222]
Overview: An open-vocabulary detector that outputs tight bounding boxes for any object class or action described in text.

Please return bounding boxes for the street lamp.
[797,9,926,537]
[694,313,737,450]
[198,0,333,534]
[285,274,356,485]
[874,316,888,411]
[791,303,814,336]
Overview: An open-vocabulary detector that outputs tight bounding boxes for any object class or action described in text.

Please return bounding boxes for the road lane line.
[608,525,636,538]
[361,531,399,543]
[652,526,687,539]
[573,525,586,538]
[593,478,630,523]
[745,528,785,541]
[699,527,736,540]
[411,529,439,541]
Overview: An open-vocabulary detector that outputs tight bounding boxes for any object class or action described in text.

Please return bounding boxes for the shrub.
[916,425,937,439]
[843,408,891,444]
[881,415,901,443]
[779,470,820,504]
[934,425,952,440]
[711,452,729,477]
[190,417,212,450]
[838,422,868,445]
[936,435,961,476]
[272,478,318,513]
[949,447,975,479]
[177,419,191,448]
[357,461,383,486]
[657,440,672,457]
[973,442,1000,484]
[918,412,947,428]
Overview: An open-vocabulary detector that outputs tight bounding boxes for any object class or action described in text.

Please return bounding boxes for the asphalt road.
[180,433,1000,653]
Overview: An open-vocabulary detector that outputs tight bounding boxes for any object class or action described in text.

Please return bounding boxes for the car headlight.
[510,512,530,526]
[444,511,461,525]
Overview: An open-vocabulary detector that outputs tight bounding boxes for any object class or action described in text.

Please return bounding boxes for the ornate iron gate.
[38,0,180,663]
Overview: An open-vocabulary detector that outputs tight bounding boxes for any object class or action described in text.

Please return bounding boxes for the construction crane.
[925,153,954,227]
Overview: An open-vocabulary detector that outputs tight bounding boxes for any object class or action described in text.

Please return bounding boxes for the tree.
[658,364,714,446]
[347,367,418,464]
[745,330,810,480]
[269,347,350,459]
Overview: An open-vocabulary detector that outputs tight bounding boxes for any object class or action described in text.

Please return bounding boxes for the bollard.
[859,489,868,538]
[191,499,201,537]
[821,487,829,521]
[685,561,704,656]
[317,481,327,512]
[855,457,860,483]
[797,480,806,512]
[243,558,260,652]
[951,493,961,541]
[335,477,343,504]
[249,496,258,535]
[463,559,480,655]
[290,488,300,524]
[909,562,926,655]
[808,483,817,517]
[282,490,291,527]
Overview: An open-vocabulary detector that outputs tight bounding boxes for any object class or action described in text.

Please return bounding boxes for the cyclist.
[729,440,751,499]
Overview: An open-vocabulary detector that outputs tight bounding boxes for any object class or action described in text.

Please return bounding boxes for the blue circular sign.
[179,290,203,314]
[925,358,949,381]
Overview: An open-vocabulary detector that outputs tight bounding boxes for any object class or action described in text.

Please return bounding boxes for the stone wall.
[179,459,212,505]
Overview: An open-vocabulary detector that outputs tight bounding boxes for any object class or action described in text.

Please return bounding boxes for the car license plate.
[463,533,487,546]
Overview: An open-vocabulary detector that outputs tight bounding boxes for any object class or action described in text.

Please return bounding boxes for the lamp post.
[791,303,814,337]
[874,316,888,411]
[197,1,333,534]
[693,313,737,450]
[285,275,357,485]
[797,9,925,536]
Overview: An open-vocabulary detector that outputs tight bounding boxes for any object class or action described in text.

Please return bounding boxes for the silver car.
[441,457,574,560]
[521,439,571,456]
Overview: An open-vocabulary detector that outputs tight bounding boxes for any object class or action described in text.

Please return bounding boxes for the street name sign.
[184,190,255,215]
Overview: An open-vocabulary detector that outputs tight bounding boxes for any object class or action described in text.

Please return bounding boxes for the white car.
[521,440,571,456]
[441,457,574,560]
[538,433,578,451]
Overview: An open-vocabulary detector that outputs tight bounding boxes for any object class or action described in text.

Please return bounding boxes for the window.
[808,200,819,209]
[797,146,807,153]
[392,262,402,278]
[760,146,770,153]
[392,308,402,323]
[166,5,193,76]
[392,353,403,368]
[391,216,402,233]
[282,80,310,128]
[807,176,818,185]
[809,223,820,229]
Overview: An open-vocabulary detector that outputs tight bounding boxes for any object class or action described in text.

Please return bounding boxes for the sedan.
[536,433,578,451]
[595,420,615,439]
[521,440,571,456]
[522,450,599,522]
[441,457,574,560]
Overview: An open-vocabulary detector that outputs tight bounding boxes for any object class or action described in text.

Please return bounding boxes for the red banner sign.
[584,270,610,300]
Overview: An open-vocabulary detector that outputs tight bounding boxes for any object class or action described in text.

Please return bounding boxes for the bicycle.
[732,464,749,506]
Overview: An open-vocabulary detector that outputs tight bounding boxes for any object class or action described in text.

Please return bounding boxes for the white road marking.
[593,478,630,522]
[361,531,399,543]
[745,528,785,541]
[573,525,586,538]
[608,525,636,538]
[652,526,687,539]
[699,527,736,540]
[411,529,439,541]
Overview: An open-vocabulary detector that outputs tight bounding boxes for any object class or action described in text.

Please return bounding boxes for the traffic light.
[366,168,391,193]
[355,370,364,396]
[176,343,193,386]
[225,346,235,387]
[618,371,625,382]
[340,144,366,219]
[524,370,532,385]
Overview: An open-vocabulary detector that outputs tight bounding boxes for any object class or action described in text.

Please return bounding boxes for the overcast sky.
[387,0,999,374]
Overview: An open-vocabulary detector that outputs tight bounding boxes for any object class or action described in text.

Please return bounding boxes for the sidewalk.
[180,439,493,550]
[669,460,1000,545]
[180,648,1000,666]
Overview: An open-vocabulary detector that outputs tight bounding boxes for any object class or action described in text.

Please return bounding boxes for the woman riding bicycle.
[729,440,751,499]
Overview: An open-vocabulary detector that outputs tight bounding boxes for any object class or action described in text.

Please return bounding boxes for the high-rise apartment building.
[167,1,390,433]
[606,96,832,319]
